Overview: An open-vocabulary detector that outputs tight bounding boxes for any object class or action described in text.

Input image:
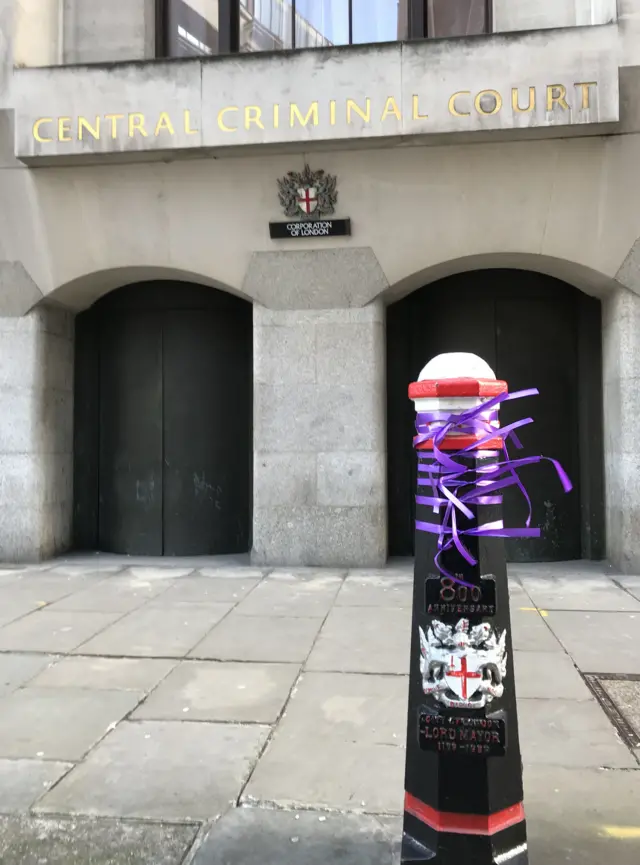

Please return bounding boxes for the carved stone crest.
[419,618,508,710]
[277,163,338,220]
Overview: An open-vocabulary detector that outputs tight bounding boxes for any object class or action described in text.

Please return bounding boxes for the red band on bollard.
[405,793,525,836]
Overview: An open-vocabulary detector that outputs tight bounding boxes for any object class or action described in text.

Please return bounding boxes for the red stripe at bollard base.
[401,353,528,865]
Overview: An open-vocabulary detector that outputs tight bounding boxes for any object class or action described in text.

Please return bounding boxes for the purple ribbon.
[414,388,572,589]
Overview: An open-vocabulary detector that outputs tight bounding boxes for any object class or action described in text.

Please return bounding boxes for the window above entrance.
[12,0,619,68]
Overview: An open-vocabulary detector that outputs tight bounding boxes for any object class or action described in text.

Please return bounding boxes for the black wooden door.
[387,269,591,562]
[74,282,251,556]
[163,309,251,555]
[98,311,164,555]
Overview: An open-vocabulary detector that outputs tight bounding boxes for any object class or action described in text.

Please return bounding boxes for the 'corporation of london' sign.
[13,41,620,161]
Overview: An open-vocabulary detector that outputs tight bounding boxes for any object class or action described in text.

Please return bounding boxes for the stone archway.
[386,268,605,564]
[73,280,253,556]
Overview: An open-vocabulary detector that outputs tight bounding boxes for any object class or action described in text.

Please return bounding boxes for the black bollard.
[401,354,532,865]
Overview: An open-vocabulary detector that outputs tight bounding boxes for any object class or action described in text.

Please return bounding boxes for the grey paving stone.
[513,650,593,700]
[0,653,57,697]
[0,602,45,628]
[233,573,342,618]
[0,814,198,865]
[0,688,141,761]
[270,672,407,744]
[197,567,266,578]
[520,576,640,612]
[31,657,176,692]
[36,720,270,820]
[510,608,564,652]
[191,808,400,865]
[615,575,640,603]
[544,611,640,673]
[126,567,195,580]
[47,565,123,577]
[190,613,321,663]
[76,605,232,658]
[132,660,299,723]
[0,574,103,605]
[48,574,172,613]
[152,576,260,606]
[524,764,640,865]
[306,607,411,674]
[244,673,406,813]
[0,759,73,813]
[244,734,404,814]
[0,611,123,653]
[335,576,413,608]
[518,698,638,768]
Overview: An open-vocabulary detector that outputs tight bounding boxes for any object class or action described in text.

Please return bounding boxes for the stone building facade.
[0,1,639,572]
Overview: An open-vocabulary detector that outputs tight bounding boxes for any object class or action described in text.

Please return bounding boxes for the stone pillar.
[62,0,156,64]
[0,307,74,561]
[602,284,640,573]
[252,303,386,567]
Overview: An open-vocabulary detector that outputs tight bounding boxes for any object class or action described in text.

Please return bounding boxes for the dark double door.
[387,269,604,563]
[74,282,252,556]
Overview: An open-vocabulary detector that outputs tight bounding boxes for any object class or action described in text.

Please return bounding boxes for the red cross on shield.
[297,186,318,215]
[445,653,483,701]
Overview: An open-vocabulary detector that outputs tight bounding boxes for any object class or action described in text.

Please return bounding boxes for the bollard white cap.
[410,352,505,415]
[418,352,496,383]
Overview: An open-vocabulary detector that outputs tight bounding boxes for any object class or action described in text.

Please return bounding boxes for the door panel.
[496,297,580,561]
[162,310,251,555]
[387,270,586,563]
[99,311,163,555]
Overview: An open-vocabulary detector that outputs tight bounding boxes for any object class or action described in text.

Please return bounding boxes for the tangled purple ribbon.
[414,388,572,589]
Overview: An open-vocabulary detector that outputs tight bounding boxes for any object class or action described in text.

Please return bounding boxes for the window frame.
[156,0,471,58]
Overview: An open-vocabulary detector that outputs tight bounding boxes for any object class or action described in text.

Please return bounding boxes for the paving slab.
[132,660,299,723]
[335,576,413,608]
[30,656,176,692]
[544,611,640,674]
[190,612,322,663]
[152,576,260,606]
[510,608,565,652]
[36,720,270,820]
[272,672,407,744]
[519,576,640,612]
[306,607,411,674]
[523,764,640,865]
[244,673,406,813]
[190,808,400,865]
[518,698,638,768]
[76,605,232,658]
[0,760,73,813]
[233,574,342,618]
[0,574,103,605]
[197,567,266,578]
[513,650,593,700]
[0,653,57,697]
[0,688,142,761]
[0,611,123,653]
[125,566,195,580]
[615,576,640,603]
[48,574,172,613]
[0,602,43,628]
[0,815,198,865]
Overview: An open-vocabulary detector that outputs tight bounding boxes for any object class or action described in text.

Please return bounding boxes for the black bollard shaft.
[401,368,529,865]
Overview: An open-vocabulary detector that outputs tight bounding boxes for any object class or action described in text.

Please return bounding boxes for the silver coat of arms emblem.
[419,618,507,710]
[277,163,338,220]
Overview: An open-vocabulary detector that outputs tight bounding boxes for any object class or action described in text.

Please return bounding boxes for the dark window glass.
[166,0,219,56]
[426,0,488,38]
[294,0,349,47]
[352,0,408,44]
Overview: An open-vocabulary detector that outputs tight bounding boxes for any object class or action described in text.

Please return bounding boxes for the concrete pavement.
[0,557,638,863]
